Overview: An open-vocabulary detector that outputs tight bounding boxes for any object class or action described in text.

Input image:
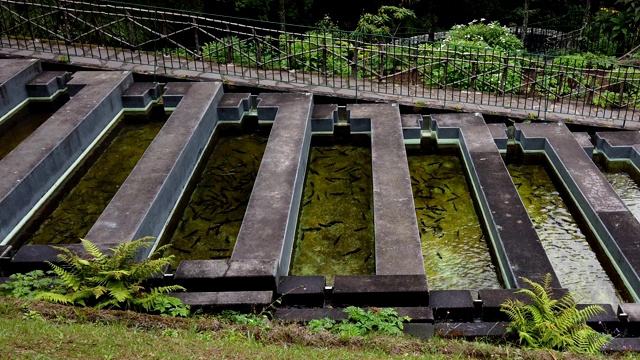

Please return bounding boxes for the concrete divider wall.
[85,82,224,253]
[431,113,560,289]
[0,59,41,119]
[0,71,133,244]
[516,123,640,300]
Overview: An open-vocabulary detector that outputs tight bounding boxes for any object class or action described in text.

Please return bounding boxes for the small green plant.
[22,310,44,321]
[57,54,69,63]
[0,270,66,299]
[219,310,270,328]
[307,306,409,337]
[36,237,190,317]
[415,100,425,107]
[500,274,611,355]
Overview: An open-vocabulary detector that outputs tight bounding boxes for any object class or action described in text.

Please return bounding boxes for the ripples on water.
[408,153,501,290]
[603,171,640,222]
[509,164,621,306]
[290,144,375,285]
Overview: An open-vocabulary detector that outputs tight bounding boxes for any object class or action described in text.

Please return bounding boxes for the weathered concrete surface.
[572,132,594,156]
[431,113,559,289]
[0,71,133,244]
[26,71,70,98]
[310,104,336,133]
[231,93,313,279]
[401,114,422,141]
[596,132,640,169]
[333,275,428,306]
[217,93,251,121]
[0,58,41,118]
[429,290,475,321]
[170,290,273,310]
[516,122,640,300]
[121,82,161,109]
[348,103,425,276]
[86,82,223,252]
[486,123,508,150]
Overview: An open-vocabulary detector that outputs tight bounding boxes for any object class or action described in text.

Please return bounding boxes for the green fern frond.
[36,292,72,305]
[80,238,106,260]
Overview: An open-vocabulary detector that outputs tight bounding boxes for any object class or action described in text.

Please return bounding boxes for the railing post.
[471,53,477,90]
[500,56,508,94]
[193,17,199,57]
[253,28,261,69]
[225,23,232,64]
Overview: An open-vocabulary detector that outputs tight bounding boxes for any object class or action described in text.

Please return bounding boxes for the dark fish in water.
[210,248,229,252]
[302,227,322,232]
[479,234,484,242]
[190,236,202,248]
[333,234,342,245]
[361,211,367,220]
[434,217,445,223]
[302,199,312,207]
[171,245,192,254]
[456,230,460,238]
[343,247,361,256]
[182,229,198,238]
[225,236,231,244]
[354,226,368,232]
[427,162,440,167]
[320,221,343,228]
[329,192,345,196]
[334,166,347,172]
[364,253,372,263]
[323,162,336,169]
[309,167,319,175]
[232,149,247,154]
[443,184,452,191]
[437,252,443,259]
[453,202,458,212]
[207,224,222,236]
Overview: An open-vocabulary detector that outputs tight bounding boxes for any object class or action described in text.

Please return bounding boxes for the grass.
[0,296,636,359]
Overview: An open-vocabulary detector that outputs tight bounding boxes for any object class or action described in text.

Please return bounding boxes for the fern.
[500,274,612,355]
[35,237,190,316]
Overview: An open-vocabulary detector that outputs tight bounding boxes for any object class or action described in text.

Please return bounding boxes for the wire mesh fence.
[1,0,639,126]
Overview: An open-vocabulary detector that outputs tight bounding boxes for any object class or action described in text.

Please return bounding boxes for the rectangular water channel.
[407,148,501,290]
[508,156,626,306]
[289,137,375,285]
[14,112,165,245]
[159,126,270,266]
[0,102,65,161]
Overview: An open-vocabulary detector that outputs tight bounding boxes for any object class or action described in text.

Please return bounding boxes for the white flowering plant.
[443,19,523,52]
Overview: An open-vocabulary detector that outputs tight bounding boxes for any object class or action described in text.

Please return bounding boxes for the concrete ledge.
[217,93,251,121]
[231,93,313,280]
[85,82,223,254]
[348,103,425,276]
[333,275,429,307]
[0,58,41,118]
[596,131,640,169]
[0,71,133,244]
[310,104,336,133]
[572,132,594,156]
[277,276,326,307]
[604,338,640,352]
[121,82,161,109]
[170,290,273,311]
[173,259,278,291]
[26,71,70,98]
[401,114,422,142]
[162,83,192,108]
[435,322,509,339]
[487,123,508,150]
[429,290,475,321]
[577,303,618,332]
[431,113,559,289]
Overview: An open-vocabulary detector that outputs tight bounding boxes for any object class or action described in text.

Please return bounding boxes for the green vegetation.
[6,238,190,317]
[308,307,409,336]
[501,274,612,355]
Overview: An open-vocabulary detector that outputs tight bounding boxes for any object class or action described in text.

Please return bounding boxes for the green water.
[163,130,269,264]
[25,117,165,245]
[0,106,54,161]
[508,164,622,306]
[289,143,375,285]
[601,165,640,222]
[408,153,501,290]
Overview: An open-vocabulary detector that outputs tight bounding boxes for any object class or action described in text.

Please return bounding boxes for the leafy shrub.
[36,237,190,317]
[500,274,611,355]
[307,306,409,337]
[0,270,66,299]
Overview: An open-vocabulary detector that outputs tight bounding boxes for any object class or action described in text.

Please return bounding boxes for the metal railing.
[1,0,639,126]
